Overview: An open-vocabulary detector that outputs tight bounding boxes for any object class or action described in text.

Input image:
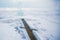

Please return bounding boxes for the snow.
[24,13,59,40]
[0,0,60,40]
[0,18,30,40]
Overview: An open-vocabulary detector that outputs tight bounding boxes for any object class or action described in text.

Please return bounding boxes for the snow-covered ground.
[0,18,30,40]
[22,5,60,40]
[0,0,60,40]
[24,16,59,40]
[0,7,60,40]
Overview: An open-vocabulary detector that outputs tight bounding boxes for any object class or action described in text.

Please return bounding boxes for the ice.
[32,30,54,40]
[14,27,30,40]
[0,0,60,40]
[0,18,30,40]
[24,19,37,30]
[24,17,59,40]
[0,23,22,40]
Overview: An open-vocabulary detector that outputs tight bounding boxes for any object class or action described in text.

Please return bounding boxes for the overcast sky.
[0,0,59,10]
[0,0,54,8]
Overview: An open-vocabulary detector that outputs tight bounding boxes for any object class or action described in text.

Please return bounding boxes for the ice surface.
[0,0,60,40]
[24,15,59,40]
[0,18,30,40]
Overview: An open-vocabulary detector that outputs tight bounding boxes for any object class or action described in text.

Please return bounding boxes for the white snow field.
[0,7,60,40]
[0,0,60,40]
[0,18,30,40]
